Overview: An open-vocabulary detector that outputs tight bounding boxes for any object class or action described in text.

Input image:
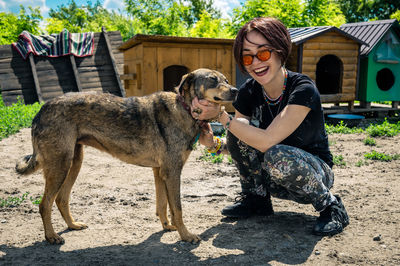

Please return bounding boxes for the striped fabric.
[13,29,94,60]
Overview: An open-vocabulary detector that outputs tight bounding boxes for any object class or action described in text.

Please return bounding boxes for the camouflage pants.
[226,132,336,212]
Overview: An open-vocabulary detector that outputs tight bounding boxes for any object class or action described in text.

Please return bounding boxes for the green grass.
[364,150,400,162]
[0,192,42,208]
[365,118,400,137]
[325,121,364,134]
[363,137,376,146]
[333,154,346,166]
[0,95,43,140]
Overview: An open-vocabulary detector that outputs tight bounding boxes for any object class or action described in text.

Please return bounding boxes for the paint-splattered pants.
[226,132,336,211]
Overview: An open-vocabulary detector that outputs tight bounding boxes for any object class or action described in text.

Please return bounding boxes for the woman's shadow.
[0,211,322,265]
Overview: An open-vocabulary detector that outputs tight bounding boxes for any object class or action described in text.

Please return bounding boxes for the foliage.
[0,192,42,208]
[0,6,42,45]
[364,150,400,162]
[363,136,376,146]
[229,0,345,35]
[190,11,233,38]
[0,95,42,140]
[333,154,346,166]
[390,10,400,21]
[365,118,400,137]
[325,121,364,134]
[335,0,400,23]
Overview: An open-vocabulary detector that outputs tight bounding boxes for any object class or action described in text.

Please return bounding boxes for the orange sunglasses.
[242,49,273,66]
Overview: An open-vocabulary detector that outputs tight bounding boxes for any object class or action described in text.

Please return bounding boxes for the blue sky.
[1,0,243,19]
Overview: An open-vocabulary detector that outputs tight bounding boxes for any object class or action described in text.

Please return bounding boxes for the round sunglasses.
[242,49,273,66]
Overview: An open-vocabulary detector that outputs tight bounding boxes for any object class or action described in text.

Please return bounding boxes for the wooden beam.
[102,26,126,97]
[69,55,83,92]
[28,53,44,103]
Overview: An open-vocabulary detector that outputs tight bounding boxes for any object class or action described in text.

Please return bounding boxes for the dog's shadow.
[0,211,323,265]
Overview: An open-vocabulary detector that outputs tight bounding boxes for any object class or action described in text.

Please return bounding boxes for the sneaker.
[312,195,349,236]
[221,192,274,218]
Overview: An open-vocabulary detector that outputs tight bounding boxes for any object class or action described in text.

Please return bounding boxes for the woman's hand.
[191,97,220,121]
[198,123,215,148]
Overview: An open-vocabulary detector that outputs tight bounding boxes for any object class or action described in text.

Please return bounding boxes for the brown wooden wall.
[123,42,235,97]
[0,31,124,105]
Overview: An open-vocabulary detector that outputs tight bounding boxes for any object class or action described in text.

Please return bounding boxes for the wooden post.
[69,54,83,92]
[28,53,44,103]
[102,26,126,97]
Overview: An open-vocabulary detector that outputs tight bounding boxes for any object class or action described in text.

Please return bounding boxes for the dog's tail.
[16,154,40,175]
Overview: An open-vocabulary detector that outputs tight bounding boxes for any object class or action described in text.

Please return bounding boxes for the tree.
[0,6,42,45]
[229,0,345,35]
[335,0,400,22]
[190,11,232,38]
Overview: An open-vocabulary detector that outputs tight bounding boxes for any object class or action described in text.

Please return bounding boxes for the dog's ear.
[177,72,195,95]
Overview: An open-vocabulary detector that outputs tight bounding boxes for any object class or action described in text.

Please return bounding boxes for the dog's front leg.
[161,167,200,244]
[152,167,176,231]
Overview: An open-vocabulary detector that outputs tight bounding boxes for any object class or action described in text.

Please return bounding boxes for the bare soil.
[1,127,399,265]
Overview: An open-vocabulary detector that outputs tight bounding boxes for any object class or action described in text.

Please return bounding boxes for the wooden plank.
[69,55,82,92]
[320,93,354,103]
[143,46,158,95]
[181,48,199,71]
[102,27,125,97]
[303,49,358,58]
[199,48,217,69]
[29,53,43,103]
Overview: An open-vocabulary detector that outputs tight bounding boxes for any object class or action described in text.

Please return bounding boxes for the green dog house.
[340,19,400,106]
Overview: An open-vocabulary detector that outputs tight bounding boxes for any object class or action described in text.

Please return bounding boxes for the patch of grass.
[0,192,42,208]
[325,121,364,134]
[363,137,376,146]
[365,118,400,137]
[0,95,43,140]
[199,149,224,163]
[364,150,400,162]
[333,154,346,166]
[355,159,369,167]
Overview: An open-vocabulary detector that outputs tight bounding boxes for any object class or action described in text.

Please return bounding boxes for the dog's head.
[177,68,238,104]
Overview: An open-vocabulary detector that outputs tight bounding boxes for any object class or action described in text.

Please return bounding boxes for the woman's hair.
[234,17,292,73]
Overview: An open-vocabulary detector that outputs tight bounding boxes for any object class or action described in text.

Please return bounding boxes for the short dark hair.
[233,17,292,73]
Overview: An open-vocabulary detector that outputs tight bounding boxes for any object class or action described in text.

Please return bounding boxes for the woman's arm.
[219,104,311,152]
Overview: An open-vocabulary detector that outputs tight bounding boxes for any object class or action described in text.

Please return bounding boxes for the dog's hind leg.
[161,165,200,243]
[39,152,74,244]
[153,167,177,231]
[56,144,88,231]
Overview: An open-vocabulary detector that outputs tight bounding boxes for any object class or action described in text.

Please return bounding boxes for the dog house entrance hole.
[316,54,343,94]
[376,68,395,91]
[163,65,189,92]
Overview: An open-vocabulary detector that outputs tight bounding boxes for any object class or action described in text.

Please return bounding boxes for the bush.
[365,118,400,137]
[0,95,42,140]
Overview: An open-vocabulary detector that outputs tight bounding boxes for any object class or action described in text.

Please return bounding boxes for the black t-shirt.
[233,70,333,167]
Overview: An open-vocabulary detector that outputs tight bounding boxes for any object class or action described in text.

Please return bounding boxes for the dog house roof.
[288,26,365,46]
[340,19,400,56]
[119,34,234,50]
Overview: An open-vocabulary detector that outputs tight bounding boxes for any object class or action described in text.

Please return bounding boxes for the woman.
[191,17,349,236]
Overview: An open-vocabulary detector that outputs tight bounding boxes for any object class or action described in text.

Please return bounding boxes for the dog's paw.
[46,234,65,245]
[163,224,177,231]
[181,233,201,244]
[68,222,88,230]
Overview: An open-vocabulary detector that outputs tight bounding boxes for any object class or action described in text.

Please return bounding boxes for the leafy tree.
[229,0,345,35]
[0,6,42,45]
[390,10,400,21]
[335,0,400,22]
[190,11,233,38]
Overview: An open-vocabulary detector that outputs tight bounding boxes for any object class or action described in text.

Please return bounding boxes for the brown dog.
[16,68,238,244]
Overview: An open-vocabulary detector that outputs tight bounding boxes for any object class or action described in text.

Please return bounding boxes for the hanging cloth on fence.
[12,29,94,60]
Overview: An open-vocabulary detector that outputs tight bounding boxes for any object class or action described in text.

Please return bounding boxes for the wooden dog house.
[119,34,236,98]
[0,28,125,106]
[286,26,365,109]
[340,19,400,108]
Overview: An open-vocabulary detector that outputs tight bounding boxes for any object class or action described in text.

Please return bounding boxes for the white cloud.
[104,0,126,13]
[2,0,48,15]
[0,0,6,10]
[213,0,241,19]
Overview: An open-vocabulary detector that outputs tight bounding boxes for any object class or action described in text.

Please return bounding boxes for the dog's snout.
[230,87,239,95]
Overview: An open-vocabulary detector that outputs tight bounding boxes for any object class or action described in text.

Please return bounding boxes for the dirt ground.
[1,126,400,265]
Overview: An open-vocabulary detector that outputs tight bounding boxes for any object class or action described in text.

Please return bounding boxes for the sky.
[0,0,243,19]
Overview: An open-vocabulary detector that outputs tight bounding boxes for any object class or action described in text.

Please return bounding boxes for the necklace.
[262,68,288,106]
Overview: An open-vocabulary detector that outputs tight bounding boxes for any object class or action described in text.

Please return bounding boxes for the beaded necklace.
[262,68,288,106]
[262,68,288,119]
